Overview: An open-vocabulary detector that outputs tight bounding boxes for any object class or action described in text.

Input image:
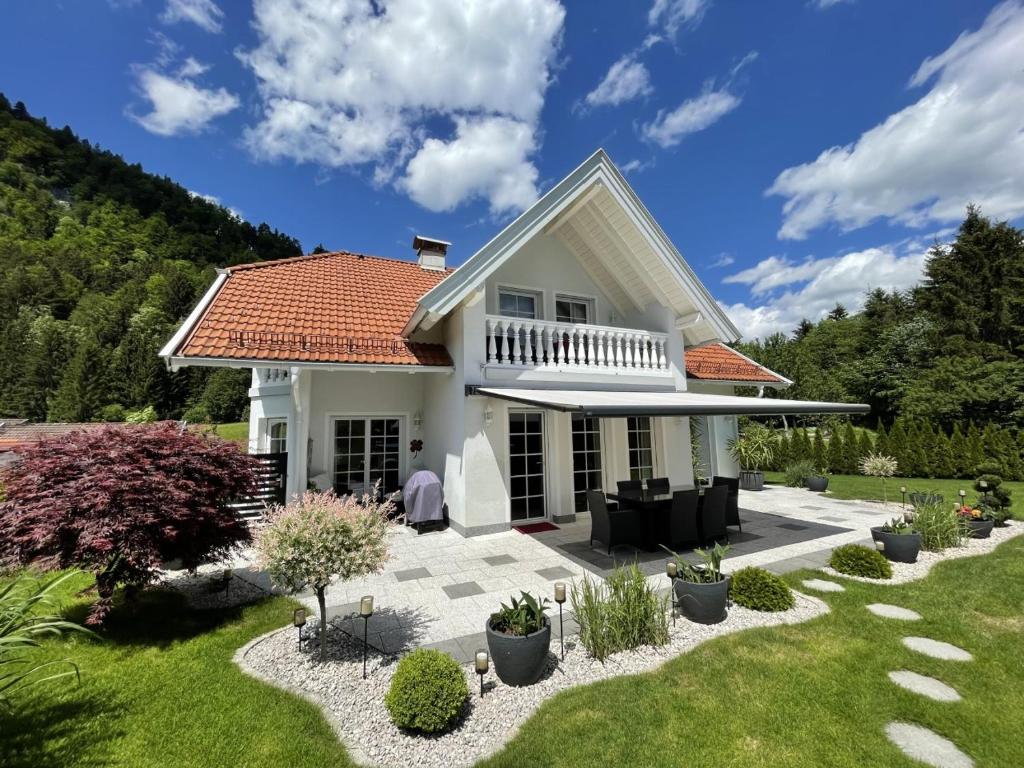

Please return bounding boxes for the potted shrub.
[870,516,922,563]
[664,543,730,624]
[486,592,551,686]
[957,504,994,539]
[728,425,776,492]
[805,470,829,493]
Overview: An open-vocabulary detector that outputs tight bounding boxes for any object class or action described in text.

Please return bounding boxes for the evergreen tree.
[857,429,874,462]
[826,425,844,473]
[931,429,956,479]
[875,420,890,457]
[888,420,909,470]
[776,432,792,469]
[950,423,969,478]
[812,429,827,472]
[48,337,108,421]
[841,422,859,473]
[966,421,985,476]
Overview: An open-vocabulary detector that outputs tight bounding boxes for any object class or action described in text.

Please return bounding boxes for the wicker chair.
[588,489,641,554]
[712,475,741,533]
[699,484,729,545]
[668,489,700,549]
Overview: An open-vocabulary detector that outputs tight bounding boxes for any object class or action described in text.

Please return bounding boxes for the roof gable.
[685,343,790,385]
[406,149,741,345]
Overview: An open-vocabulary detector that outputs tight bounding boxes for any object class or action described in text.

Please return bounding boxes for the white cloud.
[721,242,930,340]
[620,158,655,175]
[584,55,653,108]
[177,56,208,78]
[188,190,242,219]
[161,0,224,33]
[709,252,735,268]
[130,64,238,136]
[400,116,539,214]
[239,0,565,214]
[811,0,851,8]
[648,0,710,37]
[641,88,740,147]
[768,1,1024,240]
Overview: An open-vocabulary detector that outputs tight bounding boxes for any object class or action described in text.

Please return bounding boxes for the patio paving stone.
[394,567,432,582]
[482,554,518,566]
[443,581,485,600]
[778,523,810,531]
[535,566,575,580]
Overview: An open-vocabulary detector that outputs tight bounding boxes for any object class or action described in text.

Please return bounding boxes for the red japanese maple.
[0,422,259,624]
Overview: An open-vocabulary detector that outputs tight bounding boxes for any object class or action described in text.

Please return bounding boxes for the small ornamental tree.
[255,489,393,661]
[0,423,258,625]
[859,453,899,505]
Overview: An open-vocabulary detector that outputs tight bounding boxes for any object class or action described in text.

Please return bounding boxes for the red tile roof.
[176,252,454,367]
[0,422,103,454]
[685,343,787,384]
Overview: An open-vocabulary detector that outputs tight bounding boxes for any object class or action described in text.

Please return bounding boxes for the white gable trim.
[403,149,740,343]
[158,270,228,361]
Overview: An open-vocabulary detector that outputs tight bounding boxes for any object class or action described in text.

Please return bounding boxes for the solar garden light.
[292,608,306,651]
[980,479,989,497]
[554,582,567,660]
[958,489,967,506]
[899,486,907,509]
[359,595,374,679]
[475,650,489,698]
[666,560,678,627]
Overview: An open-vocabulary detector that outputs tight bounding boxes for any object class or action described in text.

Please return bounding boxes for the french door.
[627,416,655,481]
[509,411,546,522]
[571,415,603,512]
[333,416,402,495]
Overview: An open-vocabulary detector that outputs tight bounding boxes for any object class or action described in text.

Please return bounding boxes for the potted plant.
[870,516,922,563]
[728,424,776,492]
[805,469,829,493]
[663,543,730,624]
[956,504,994,539]
[486,592,551,686]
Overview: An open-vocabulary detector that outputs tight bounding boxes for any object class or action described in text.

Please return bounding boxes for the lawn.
[763,471,1024,519]
[1,575,354,768]
[481,534,1024,767]
[207,421,249,446]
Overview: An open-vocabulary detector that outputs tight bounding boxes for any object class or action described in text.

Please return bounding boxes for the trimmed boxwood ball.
[385,649,468,733]
[829,544,893,580]
[729,567,795,612]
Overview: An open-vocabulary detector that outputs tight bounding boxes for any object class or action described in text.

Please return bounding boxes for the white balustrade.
[484,315,669,374]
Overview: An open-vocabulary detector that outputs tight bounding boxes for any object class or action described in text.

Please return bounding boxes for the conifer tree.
[931,429,956,479]
[966,421,985,476]
[812,429,827,472]
[857,429,874,462]
[841,422,859,473]
[888,420,909,471]
[950,423,969,478]
[826,425,844,473]
[875,420,890,457]
[777,432,792,470]
[48,338,108,422]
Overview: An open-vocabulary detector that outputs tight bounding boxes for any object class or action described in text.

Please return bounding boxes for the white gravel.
[822,522,1022,585]
[236,591,828,768]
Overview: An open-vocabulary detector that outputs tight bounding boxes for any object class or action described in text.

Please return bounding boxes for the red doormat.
[514,522,560,534]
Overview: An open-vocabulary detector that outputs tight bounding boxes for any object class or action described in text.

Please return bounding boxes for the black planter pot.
[673,577,729,624]
[739,470,764,491]
[870,527,922,563]
[966,519,994,539]
[485,618,551,687]
[805,475,829,492]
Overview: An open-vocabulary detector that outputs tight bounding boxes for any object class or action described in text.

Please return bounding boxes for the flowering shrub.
[859,453,899,504]
[0,423,258,625]
[956,505,983,521]
[254,487,394,660]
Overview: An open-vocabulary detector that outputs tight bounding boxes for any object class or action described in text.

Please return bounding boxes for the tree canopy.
[0,94,302,422]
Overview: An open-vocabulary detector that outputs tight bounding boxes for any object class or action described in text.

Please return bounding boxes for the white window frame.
[570,414,606,513]
[266,419,288,454]
[497,286,543,320]
[626,416,658,482]
[326,414,407,495]
[554,294,595,325]
[506,408,549,523]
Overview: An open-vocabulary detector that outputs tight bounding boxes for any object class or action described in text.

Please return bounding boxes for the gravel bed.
[822,521,1022,585]
[237,591,828,768]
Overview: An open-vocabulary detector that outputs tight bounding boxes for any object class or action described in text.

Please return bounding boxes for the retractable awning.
[475,388,870,418]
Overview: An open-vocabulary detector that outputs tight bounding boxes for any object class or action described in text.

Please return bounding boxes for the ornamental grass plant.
[570,564,668,662]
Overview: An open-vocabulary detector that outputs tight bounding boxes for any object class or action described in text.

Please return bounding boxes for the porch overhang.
[474,387,869,418]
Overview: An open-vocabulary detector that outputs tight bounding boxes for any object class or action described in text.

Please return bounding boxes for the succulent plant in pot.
[663,543,730,624]
[728,424,776,491]
[870,516,922,563]
[486,591,552,686]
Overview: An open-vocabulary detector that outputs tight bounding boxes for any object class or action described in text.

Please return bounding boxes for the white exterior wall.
[686,381,741,478]
[247,369,290,454]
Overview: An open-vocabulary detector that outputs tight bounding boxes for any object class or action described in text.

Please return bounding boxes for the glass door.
[333,416,402,496]
[571,415,602,512]
[509,411,546,521]
[627,416,655,481]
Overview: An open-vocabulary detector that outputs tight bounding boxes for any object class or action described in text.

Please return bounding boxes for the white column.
[285,366,311,500]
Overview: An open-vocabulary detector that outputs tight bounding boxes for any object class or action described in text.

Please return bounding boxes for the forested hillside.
[738,206,1024,431]
[0,95,302,423]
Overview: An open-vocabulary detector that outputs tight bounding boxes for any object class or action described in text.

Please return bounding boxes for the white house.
[161,150,865,536]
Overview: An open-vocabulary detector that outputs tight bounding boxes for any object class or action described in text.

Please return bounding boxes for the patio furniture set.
[588,476,741,554]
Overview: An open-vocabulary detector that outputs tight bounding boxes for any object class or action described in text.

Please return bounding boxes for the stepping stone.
[888,670,962,703]
[867,603,922,621]
[885,722,973,768]
[902,637,973,662]
[802,578,845,593]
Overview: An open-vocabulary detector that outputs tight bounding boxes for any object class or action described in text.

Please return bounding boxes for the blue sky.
[4,0,1022,339]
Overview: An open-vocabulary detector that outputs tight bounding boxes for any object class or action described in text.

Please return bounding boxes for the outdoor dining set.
[587,476,741,554]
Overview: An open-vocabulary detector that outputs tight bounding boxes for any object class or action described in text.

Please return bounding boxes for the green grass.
[207,422,249,446]
[1,574,354,768]
[764,471,1024,519]
[481,535,1024,767]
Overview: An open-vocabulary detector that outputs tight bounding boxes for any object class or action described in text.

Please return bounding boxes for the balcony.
[484,315,670,377]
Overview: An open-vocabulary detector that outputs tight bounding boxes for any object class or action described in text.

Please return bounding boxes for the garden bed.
[236,592,828,768]
[823,521,1021,585]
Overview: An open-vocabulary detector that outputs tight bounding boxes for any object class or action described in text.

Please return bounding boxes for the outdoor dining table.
[605,484,704,551]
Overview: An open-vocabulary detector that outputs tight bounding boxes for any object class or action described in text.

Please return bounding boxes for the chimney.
[412,235,450,271]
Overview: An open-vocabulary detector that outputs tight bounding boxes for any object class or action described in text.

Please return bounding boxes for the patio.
[219,485,889,662]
